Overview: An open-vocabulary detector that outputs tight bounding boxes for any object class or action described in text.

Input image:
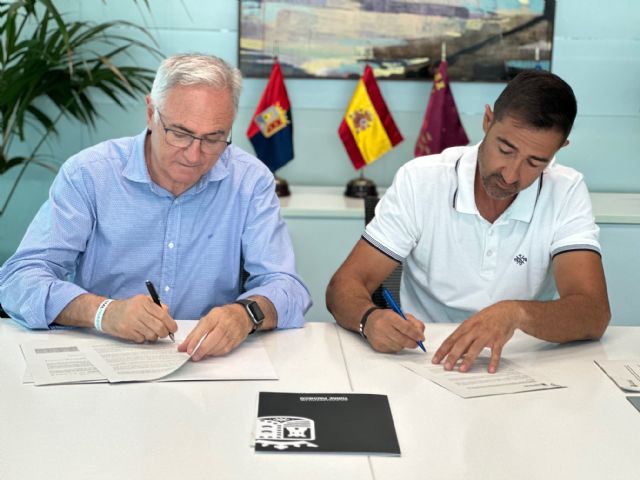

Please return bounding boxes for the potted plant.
[0,0,161,215]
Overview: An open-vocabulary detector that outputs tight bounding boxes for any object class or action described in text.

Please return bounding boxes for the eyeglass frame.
[155,109,232,154]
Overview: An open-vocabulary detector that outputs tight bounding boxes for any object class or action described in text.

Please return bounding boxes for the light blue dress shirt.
[0,130,311,329]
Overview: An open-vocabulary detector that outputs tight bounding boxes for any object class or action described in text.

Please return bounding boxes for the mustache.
[487,173,518,189]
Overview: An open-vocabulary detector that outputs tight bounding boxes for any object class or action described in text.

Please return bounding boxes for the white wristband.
[94,299,113,332]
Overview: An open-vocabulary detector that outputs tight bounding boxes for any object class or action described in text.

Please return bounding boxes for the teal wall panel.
[598,224,640,326]
[286,216,363,323]
[6,0,639,195]
[2,0,640,325]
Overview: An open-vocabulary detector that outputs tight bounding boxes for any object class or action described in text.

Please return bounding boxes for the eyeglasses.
[156,110,231,154]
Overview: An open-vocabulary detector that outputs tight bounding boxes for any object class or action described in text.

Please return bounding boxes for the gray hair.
[149,53,243,119]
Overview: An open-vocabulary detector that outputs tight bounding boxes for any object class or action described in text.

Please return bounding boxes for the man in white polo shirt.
[326,70,610,373]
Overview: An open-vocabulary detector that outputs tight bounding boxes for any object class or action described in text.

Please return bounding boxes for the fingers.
[433,325,486,372]
[405,313,426,336]
[136,301,174,340]
[366,311,426,353]
[158,303,178,335]
[432,327,462,366]
[180,305,249,361]
[439,329,475,371]
[488,344,503,374]
[458,337,487,373]
[432,313,512,373]
[178,324,208,355]
[139,299,176,339]
[192,327,236,361]
[101,295,177,342]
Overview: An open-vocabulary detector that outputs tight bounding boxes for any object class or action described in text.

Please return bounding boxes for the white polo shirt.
[363,143,600,323]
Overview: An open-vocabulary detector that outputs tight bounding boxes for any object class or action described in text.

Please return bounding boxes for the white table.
[1,320,639,480]
[338,324,640,480]
[0,321,367,480]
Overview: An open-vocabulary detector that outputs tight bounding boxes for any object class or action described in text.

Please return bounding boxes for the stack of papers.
[399,356,565,398]
[595,359,640,392]
[20,336,278,385]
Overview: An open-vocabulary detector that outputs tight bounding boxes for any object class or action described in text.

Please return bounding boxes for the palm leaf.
[1,0,162,214]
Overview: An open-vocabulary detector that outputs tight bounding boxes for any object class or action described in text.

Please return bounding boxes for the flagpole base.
[344,176,378,199]
[274,175,291,197]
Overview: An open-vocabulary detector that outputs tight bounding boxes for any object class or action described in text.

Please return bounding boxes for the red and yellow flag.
[338,65,403,170]
[246,60,294,173]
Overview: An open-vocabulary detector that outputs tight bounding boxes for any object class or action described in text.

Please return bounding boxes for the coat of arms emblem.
[255,416,318,450]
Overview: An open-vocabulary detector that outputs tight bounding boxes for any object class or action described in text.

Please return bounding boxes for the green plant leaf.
[0,0,162,183]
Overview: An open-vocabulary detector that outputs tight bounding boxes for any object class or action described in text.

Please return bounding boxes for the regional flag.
[414,60,469,156]
[247,60,293,173]
[338,65,403,170]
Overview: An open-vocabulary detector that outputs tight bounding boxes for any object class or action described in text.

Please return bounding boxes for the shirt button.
[488,230,493,236]
[487,250,493,257]
[164,286,170,293]
[168,242,175,249]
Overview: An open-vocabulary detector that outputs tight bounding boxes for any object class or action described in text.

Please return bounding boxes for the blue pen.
[382,287,426,352]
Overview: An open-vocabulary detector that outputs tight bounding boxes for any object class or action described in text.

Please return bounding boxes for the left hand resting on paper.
[431,301,519,374]
[178,303,253,361]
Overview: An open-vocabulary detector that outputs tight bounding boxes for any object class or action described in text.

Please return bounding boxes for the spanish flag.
[247,60,294,173]
[338,65,403,170]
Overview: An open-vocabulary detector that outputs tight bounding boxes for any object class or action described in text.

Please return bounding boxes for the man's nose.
[184,139,202,163]
[501,161,521,185]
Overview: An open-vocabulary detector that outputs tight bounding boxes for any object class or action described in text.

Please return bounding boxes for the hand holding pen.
[382,288,426,352]
[146,280,175,342]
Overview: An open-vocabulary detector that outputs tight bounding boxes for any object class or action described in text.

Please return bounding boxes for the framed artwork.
[239,0,555,81]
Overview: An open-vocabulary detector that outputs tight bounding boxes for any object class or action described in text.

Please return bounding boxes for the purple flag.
[415,61,469,156]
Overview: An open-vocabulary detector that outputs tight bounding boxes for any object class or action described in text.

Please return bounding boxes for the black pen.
[145,280,174,342]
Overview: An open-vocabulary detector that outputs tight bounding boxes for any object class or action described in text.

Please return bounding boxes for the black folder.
[255,392,401,455]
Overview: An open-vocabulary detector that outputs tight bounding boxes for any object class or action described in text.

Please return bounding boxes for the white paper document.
[594,359,640,392]
[399,356,565,398]
[79,341,191,382]
[21,342,106,385]
[21,336,278,386]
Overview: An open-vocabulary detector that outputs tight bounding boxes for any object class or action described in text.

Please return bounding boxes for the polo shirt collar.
[123,129,231,194]
[454,142,544,224]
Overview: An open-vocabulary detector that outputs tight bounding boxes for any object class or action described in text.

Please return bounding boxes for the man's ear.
[146,95,154,129]
[482,104,493,134]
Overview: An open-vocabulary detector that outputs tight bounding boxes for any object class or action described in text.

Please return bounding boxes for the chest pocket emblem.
[514,254,528,266]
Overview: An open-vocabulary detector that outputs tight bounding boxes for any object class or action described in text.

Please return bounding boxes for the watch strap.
[235,299,263,335]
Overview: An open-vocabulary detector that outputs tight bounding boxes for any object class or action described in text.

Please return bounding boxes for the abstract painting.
[239,0,555,81]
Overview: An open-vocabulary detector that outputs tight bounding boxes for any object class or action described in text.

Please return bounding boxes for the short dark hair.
[493,70,577,139]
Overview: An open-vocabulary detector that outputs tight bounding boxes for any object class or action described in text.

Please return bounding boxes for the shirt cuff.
[240,280,311,329]
[41,282,90,329]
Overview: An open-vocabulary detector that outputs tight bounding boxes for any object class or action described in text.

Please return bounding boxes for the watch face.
[247,301,265,323]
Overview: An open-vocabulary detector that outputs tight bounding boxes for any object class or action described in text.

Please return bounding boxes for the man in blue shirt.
[0,54,311,360]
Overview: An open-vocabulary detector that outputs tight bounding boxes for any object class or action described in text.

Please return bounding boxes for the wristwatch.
[235,299,265,334]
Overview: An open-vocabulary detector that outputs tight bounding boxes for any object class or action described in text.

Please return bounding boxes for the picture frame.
[239,0,555,81]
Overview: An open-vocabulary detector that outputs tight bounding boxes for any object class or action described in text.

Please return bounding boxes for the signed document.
[20,342,105,385]
[399,356,565,398]
[21,334,277,385]
[80,341,192,382]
